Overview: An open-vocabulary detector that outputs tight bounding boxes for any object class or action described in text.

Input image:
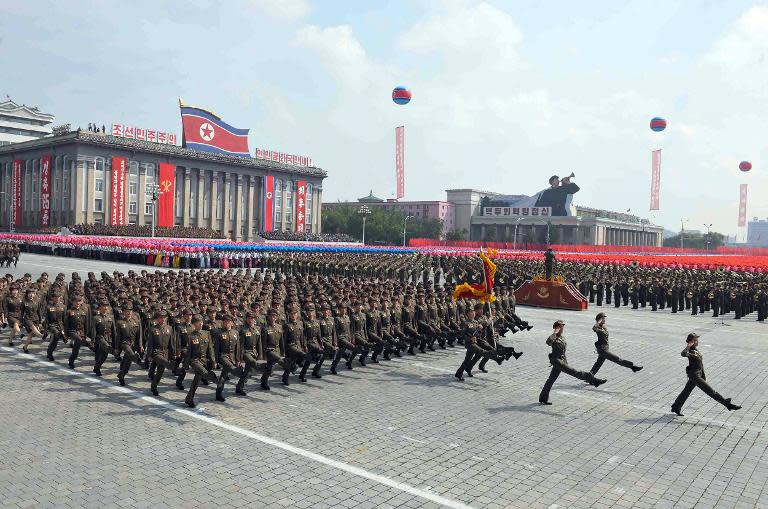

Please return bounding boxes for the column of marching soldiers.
[0,250,747,414]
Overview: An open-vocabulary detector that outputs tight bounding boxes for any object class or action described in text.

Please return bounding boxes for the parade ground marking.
[1,347,475,509]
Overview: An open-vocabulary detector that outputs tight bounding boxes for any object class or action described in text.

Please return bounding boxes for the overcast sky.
[2,0,767,234]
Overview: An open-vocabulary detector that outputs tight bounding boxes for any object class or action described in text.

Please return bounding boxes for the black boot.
[215,388,226,402]
[151,386,159,397]
[671,406,683,416]
[185,398,196,408]
[631,365,643,372]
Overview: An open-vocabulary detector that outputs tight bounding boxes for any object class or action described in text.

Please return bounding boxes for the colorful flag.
[453,249,498,303]
[180,100,250,157]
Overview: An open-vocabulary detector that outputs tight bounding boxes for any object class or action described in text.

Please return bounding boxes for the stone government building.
[0,130,326,240]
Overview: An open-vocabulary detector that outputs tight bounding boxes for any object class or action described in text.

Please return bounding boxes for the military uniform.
[589,321,641,375]
[91,307,117,375]
[236,319,264,394]
[116,315,143,386]
[214,322,243,400]
[260,319,285,390]
[183,325,219,407]
[145,319,176,395]
[539,325,605,405]
[44,300,67,361]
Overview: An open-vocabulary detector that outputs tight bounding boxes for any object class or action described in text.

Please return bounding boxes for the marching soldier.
[236,311,264,395]
[282,307,307,385]
[588,313,643,376]
[91,299,116,376]
[44,293,67,361]
[214,315,243,401]
[116,305,143,386]
[183,314,219,408]
[539,320,606,405]
[145,310,176,396]
[66,293,92,369]
[671,333,741,416]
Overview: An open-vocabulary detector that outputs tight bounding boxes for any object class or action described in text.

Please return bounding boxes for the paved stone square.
[1,254,767,508]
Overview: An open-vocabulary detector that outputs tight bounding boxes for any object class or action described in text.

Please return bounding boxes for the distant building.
[747,218,768,247]
[0,100,54,146]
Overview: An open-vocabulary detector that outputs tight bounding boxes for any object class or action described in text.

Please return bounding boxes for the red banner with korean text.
[263,175,275,232]
[157,163,175,227]
[395,126,405,199]
[738,184,748,227]
[295,180,307,233]
[650,149,661,211]
[40,155,52,226]
[110,157,127,225]
[12,160,22,227]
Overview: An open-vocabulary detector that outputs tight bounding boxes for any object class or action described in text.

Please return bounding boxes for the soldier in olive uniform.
[539,320,606,405]
[283,307,308,385]
[145,310,177,396]
[349,301,370,367]
[66,293,92,369]
[21,288,44,353]
[318,303,340,375]
[91,299,117,376]
[302,304,326,379]
[215,315,243,401]
[589,312,643,376]
[44,293,67,361]
[455,307,494,381]
[261,309,286,390]
[183,315,219,408]
[4,286,22,346]
[116,305,143,386]
[236,311,264,395]
[671,333,742,416]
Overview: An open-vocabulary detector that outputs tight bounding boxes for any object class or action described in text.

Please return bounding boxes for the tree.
[663,231,725,249]
[321,206,444,244]
[445,228,468,241]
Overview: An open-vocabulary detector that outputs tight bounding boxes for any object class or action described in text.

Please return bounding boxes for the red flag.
[157,163,175,227]
[296,180,306,233]
[650,149,661,210]
[40,155,51,226]
[395,126,405,199]
[110,157,127,225]
[263,175,275,232]
[738,184,748,227]
[180,102,250,157]
[12,160,22,227]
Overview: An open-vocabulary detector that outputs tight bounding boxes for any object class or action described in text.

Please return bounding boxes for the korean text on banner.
[110,157,127,225]
[395,126,405,199]
[12,160,22,227]
[40,155,52,226]
[738,184,748,227]
[157,163,176,227]
[296,180,306,233]
[263,175,275,232]
[650,149,661,211]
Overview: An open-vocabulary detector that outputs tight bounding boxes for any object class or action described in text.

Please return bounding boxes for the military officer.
[91,299,116,376]
[44,293,67,361]
[236,311,264,395]
[183,315,219,408]
[671,333,741,416]
[145,310,177,396]
[116,305,143,386]
[589,313,643,376]
[214,314,243,401]
[539,320,606,405]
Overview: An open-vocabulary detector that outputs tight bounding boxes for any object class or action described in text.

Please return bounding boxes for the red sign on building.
[40,155,52,226]
[296,180,307,233]
[110,157,127,225]
[12,160,22,227]
[263,175,275,232]
[395,126,405,199]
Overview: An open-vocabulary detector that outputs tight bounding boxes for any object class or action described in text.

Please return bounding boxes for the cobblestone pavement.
[1,255,767,508]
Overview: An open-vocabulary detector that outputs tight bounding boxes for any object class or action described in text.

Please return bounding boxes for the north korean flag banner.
[180,102,250,157]
[12,160,22,227]
[263,175,275,232]
[738,184,748,227]
[40,155,52,226]
[296,180,306,233]
[158,163,176,227]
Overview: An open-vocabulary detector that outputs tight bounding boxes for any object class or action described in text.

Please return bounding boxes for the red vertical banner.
[110,157,127,225]
[157,163,176,227]
[395,126,405,199]
[12,160,22,227]
[263,175,275,232]
[40,155,52,226]
[650,149,661,211]
[738,183,748,227]
[295,180,306,233]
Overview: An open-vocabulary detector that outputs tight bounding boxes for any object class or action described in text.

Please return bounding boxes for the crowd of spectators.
[66,224,224,239]
[259,230,357,243]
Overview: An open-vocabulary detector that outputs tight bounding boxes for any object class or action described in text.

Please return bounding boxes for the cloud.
[249,0,310,21]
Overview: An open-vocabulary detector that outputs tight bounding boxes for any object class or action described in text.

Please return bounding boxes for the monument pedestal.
[513,279,588,311]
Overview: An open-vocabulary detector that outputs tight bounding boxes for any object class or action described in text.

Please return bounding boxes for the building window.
[129,162,139,177]
[95,179,104,192]
[93,158,105,213]
[284,180,293,228]
[129,201,138,214]
[94,198,103,212]
[274,179,283,225]
[175,170,183,217]
[203,173,211,219]
[190,173,197,219]
[145,201,153,215]
[216,174,223,220]
[228,178,235,220]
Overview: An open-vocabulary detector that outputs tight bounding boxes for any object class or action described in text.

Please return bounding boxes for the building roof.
[0,129,327,178]
[358,190,384,203]
[0,100,54,123]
